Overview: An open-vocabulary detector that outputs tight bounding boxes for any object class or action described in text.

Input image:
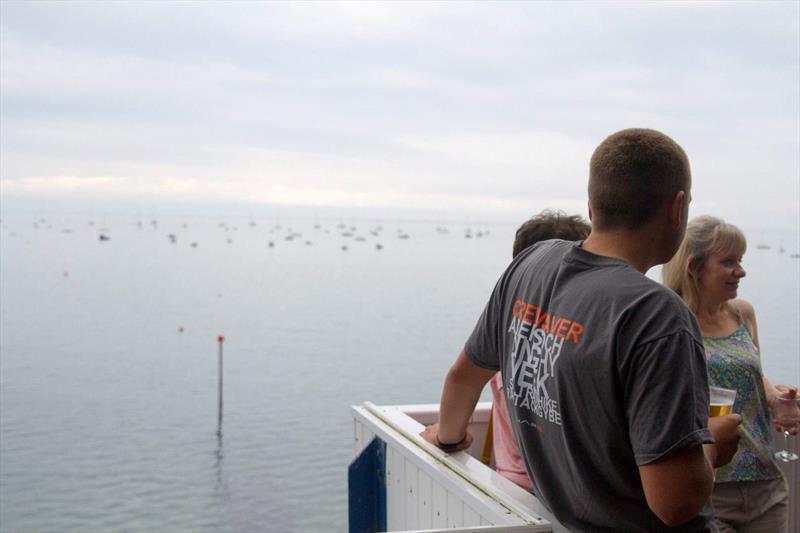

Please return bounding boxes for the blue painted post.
[348,437,387,533]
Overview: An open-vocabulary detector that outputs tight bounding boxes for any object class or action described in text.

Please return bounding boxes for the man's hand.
[707,413,742,468]
[422,350,494,454]
[420,423,473,453]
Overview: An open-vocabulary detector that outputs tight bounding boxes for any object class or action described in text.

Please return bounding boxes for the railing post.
[348,437,387,533]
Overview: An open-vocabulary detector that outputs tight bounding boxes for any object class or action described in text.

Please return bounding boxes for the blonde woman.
[663,215,798,533]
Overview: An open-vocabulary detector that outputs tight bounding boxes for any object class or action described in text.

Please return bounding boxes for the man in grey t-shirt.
[422,129,741,532]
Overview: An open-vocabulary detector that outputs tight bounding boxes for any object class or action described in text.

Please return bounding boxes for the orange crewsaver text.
[511,299,584,345]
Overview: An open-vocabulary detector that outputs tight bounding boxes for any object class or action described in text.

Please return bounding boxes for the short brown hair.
[589,128,690,229]
[513,209,591,258]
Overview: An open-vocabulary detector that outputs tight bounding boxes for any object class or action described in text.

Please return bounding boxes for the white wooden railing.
[351,402,564,533]
[351,402,799,533]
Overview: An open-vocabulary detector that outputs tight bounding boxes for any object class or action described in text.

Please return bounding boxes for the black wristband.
[435,434,466,452]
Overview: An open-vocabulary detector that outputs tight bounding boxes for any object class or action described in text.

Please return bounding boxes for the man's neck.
[581,226,665,274]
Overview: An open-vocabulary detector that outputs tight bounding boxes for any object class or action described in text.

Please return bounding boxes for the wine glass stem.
[785,430,791,451]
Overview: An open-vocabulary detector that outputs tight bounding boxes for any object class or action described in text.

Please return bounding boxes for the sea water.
[1,213,798,532]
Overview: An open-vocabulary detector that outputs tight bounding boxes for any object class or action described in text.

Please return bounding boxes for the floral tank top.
[704,323,783,483]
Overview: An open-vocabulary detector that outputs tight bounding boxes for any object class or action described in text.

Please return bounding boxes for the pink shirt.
[490,373,534,492]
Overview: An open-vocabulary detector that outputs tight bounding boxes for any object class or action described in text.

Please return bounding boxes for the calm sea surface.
[1,213,798,532]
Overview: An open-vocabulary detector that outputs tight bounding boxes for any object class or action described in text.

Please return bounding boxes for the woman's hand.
[773,384,797,395]
[771,385,799,435]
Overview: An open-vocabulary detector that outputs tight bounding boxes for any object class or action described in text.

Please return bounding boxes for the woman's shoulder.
[729,298,756,322]
[729,299,759,345]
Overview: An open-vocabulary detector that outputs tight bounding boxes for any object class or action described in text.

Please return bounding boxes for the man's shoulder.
[621,279,702,346]
[639,278,695,319]
[582,260,687,309]
[515,238,576,263]
[505,239,577,282]
[569,264,700,344]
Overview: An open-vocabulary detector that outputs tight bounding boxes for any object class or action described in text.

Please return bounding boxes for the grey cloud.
[0,1,797,228]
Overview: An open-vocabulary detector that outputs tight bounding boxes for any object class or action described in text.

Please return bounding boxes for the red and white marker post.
[217,335,225,436]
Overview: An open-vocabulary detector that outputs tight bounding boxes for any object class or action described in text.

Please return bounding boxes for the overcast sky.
[1,1,798,227]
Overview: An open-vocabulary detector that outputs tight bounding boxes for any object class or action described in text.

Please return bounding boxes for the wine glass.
[771,393,800,462]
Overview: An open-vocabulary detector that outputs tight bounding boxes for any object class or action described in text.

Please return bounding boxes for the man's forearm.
[437,373,483,443]
[639,445,714,527]
[437,351,495,444]
[701,444,717,470]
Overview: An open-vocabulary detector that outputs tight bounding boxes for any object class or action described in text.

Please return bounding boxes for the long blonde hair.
[662,215,747,312]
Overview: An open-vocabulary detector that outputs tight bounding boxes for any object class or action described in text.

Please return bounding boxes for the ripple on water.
[2,217,797,532]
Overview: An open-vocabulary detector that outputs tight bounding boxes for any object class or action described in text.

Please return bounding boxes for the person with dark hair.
[489,210,590,492]
[511,210,592,259]
[422,128,742,531]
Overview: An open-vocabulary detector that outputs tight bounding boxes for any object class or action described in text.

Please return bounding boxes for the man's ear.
[587,202,593,221]
[667,190,686,229]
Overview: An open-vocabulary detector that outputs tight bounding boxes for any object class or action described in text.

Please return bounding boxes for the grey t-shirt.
[465,240,715,532]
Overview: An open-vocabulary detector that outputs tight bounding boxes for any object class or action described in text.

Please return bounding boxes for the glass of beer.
[709,386,737,417]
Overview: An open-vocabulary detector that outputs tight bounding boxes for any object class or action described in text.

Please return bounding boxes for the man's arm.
[638,413,741,527]
[420,350,496,450]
